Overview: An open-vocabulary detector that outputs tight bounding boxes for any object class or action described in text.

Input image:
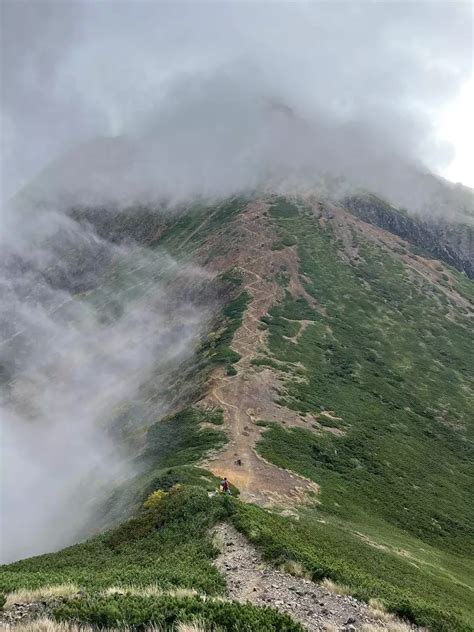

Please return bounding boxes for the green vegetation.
[1,485,298,630]
[0,486,228,595]
[200,290,250,370]
[144,407,226,469]
[204,407,225,425]
[95,403,226,532]
[232,501,472,631]
[53,593,303,631]
[264,198,473,548]
[246,197,474,629]
[150,197,250,255]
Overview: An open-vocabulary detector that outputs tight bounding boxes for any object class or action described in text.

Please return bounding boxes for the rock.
[343,193,474,279]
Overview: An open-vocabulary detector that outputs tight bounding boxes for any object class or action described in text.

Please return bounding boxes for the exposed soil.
[198,201,320,507]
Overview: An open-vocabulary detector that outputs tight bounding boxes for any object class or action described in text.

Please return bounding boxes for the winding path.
[200,202,319,507]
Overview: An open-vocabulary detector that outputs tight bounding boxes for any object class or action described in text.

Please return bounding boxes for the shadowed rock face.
[343,193,474,278]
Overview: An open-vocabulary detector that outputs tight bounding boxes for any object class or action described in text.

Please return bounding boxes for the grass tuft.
[4,585,80,608]
[321,578,352,596]
[279,560,311,580]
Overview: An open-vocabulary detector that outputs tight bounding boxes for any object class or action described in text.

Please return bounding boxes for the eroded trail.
[200,201,319,507]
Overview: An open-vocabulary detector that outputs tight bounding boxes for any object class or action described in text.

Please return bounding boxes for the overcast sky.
[1,1,473,202]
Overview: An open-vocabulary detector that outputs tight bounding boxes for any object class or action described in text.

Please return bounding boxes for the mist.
[2,2,473,215]
[0,205,209,562]
[16,72,474,221]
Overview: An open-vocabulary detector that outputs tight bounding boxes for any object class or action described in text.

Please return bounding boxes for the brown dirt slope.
[197,200,320,507]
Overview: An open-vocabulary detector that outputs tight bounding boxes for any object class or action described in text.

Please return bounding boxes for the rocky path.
[213,522,417,632]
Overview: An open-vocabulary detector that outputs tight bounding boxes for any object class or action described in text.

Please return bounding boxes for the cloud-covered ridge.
[1,1,473,215]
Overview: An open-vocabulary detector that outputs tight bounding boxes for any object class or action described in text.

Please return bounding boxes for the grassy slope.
[250,198,474,629]
[2,195,473,630]
[0,405,300,630]
[0,406,226,594]
[0,197,299,629]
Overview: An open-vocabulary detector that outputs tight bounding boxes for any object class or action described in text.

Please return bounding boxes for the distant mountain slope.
[343,192,474,278]
[1,194,473,631]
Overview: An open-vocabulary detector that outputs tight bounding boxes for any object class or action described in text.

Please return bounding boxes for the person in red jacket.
[220,477,230,494]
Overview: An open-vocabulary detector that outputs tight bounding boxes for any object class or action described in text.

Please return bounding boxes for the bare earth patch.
[198,201,319,508]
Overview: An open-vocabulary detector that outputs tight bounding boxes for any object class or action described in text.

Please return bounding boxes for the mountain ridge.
[1,192,473,631]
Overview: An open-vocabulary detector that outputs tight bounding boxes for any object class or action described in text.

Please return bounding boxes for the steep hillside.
[343,193,473,278]
[1,195,473,631]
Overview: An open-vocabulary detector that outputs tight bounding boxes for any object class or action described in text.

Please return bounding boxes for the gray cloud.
[0,210,209,562]
[1,1,472,204]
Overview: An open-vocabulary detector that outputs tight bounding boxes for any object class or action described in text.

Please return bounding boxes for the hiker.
[220,477,231,494]
[235,458,242,466]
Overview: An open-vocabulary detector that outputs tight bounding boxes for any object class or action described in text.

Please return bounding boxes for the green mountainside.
[1,195,473,631]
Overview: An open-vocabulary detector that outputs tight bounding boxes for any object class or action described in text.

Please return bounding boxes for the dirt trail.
[214,522,419,632]
[199,201,319,507]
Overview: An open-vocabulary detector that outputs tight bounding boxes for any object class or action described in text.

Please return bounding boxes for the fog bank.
[2,2,473,217]
[0,207,207,562]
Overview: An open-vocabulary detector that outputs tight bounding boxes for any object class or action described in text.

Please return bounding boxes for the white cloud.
[1,1,473,200]
[439,77,474,187]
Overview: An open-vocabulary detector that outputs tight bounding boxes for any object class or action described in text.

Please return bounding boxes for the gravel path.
[214,522,417,632]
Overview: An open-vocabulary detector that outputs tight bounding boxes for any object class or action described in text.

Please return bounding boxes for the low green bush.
[145,407,226,469]
[53,594,304,631]
[231,501,472,631]
[0,487,228,595]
